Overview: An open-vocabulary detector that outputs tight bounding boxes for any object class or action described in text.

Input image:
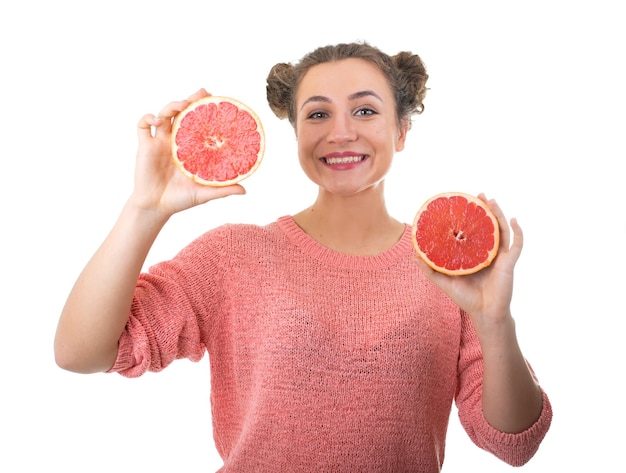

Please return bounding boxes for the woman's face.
[294,58,407,197]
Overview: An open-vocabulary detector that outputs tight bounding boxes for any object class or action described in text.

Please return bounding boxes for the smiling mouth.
[323,155,366,165]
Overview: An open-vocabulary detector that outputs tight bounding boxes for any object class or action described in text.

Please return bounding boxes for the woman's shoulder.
[185,216,289,252]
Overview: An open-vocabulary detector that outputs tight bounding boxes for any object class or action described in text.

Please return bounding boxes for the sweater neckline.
[276,215,414,270]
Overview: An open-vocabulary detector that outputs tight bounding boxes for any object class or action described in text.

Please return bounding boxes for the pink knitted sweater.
[110,216,552,472]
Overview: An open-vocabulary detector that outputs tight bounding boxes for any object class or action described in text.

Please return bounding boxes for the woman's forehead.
[296,58,391,103]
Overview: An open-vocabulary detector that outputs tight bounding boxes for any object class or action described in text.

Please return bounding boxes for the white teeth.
[325,155,364,165]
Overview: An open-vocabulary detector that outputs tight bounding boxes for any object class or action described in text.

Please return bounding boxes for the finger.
[507,217,524,264]
[187,88,210,102]
[137,113,161,140]
[154,90,210,139]
[154,99,192,138]
[484,197,512,252]
[194,184,247,205]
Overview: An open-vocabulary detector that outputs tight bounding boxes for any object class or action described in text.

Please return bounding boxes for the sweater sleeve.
[107,226,231,378]
[455,310,553,466]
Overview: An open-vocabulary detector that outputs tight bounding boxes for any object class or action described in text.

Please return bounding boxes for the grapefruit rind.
[411,192,500,276]
[171,95,265,187]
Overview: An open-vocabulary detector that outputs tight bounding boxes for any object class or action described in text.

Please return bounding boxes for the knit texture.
[110,216,552,472]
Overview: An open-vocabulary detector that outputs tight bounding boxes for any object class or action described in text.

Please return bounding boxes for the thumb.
[195,184,247,205]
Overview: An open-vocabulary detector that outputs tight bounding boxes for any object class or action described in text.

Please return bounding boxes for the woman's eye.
[355,108,376,116]
[307,111,328,119]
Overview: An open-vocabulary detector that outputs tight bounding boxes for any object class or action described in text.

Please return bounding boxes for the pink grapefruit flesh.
[412,192,500,276]
[171,95,265,186]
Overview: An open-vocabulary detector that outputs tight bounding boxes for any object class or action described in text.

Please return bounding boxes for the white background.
[1,1,624,471]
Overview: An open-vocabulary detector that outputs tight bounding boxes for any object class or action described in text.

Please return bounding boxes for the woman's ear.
[395,118,410,152]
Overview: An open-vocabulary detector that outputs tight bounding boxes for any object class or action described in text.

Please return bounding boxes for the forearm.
[54,200,169,374]
[479,314,544,433]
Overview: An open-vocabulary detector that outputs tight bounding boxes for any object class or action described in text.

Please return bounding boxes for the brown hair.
[266,42,429,128]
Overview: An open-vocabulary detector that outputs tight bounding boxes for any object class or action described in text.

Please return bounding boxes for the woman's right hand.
[55,88,248,374]
[131,88,246,218]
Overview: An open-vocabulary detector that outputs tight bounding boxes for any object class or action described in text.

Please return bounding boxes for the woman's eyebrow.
[300,95,330,111]
[348,90,383,102]
[299,90,383,111]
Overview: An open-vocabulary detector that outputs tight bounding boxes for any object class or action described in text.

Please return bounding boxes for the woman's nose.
[327,114,357,143]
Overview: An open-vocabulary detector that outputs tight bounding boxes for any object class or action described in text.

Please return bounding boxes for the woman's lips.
[323,155,366,165]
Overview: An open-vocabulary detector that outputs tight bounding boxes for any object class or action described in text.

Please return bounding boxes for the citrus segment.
[171,96,265,186]
[412,192,500,276]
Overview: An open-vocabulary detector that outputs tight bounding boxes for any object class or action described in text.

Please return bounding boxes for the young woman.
[54,42,552,472]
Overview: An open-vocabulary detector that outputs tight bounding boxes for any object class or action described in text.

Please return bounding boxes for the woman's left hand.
[413,194,523,332]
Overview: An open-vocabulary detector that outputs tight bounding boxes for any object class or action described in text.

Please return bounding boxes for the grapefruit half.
[171,95,265,186]
[412,192,500,276]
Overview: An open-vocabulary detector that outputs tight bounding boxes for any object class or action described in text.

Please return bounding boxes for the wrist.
[122,197,171,235]
[472,311,517,349]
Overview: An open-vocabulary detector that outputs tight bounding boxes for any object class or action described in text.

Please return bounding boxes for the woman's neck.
[292,186,405,256]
